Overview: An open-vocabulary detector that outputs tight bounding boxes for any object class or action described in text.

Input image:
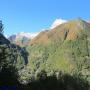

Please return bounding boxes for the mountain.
[8,32,39,46]
[0,18,90,88]
[30,18,90,45]
[21,18,90,84]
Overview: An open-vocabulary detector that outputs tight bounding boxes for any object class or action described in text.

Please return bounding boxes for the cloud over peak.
[50,19,67,29]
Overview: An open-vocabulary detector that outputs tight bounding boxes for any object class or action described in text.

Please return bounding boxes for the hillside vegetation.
[0,19,90,90]
[22,19,90,83]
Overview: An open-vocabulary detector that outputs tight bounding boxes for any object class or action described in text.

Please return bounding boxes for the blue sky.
[0,0,90,36]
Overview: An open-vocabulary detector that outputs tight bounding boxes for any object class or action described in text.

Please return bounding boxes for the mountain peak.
[30,18,90,45]
[75,17,84,21]
[8,32,39,46]
[69,18,86,23]
[65,18,89,31]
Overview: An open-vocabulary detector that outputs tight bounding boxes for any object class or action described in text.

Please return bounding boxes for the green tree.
[0,21,3,34]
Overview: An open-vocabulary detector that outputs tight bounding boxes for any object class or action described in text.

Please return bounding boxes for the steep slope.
[30,19,90,45]
[21,19,90,84]
[0,33,28,70]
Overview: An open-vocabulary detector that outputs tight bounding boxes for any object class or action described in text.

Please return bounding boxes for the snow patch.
[16,32,39,39]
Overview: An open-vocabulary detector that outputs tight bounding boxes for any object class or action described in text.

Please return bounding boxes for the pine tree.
[0,20,3,34]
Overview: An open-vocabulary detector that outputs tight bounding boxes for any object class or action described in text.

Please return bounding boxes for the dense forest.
[0,19,90,90]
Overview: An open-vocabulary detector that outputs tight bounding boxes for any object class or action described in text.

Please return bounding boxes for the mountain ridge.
[8,32,39,46]
[30,18,90,46]
[0,18,90,86]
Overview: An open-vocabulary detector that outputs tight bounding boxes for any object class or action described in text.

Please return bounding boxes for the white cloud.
[50,19,67,29]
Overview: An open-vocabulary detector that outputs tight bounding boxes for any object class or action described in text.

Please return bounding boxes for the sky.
[0,0,90,36]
